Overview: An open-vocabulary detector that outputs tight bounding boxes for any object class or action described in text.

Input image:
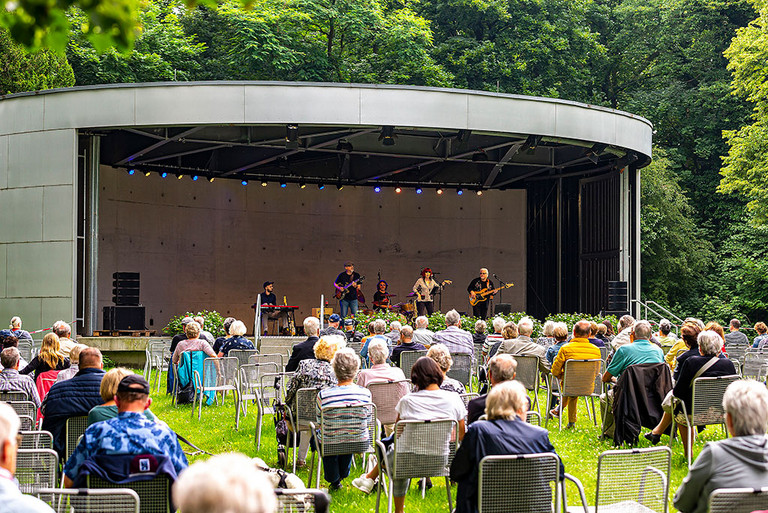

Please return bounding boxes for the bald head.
[573,320,591,338]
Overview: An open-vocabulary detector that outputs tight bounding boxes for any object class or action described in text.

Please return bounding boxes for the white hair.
[194,316,205,328]
[368,339,389,365]
[492,317,506,333]
[9,316,21,329]
[332,348,360,382]
[0,402,20,449]
[633,320,653,340]
[724,380,768,437]
[389,321,402,332]
[474,320,487,333]
[173,453,277,513]
[415,316,429,329]
[230,321,247,337]
[517,317,534,336]
[303,317,319,337]
[445,310,461,326]
[373,319,387,334]
[698,330,723,356]
[542,320,555,337]
[52,320,71,337]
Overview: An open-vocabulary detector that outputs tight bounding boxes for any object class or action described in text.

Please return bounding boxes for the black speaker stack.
[604,280,629,316]
[103,272,146,330]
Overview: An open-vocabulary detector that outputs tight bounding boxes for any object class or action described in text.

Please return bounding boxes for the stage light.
[379,126,396,146]
[299,182,306,189]
[395,186,402,194]
[457,188,464,196]
[416,187,423,194]
[161,172,168,178]
[128,169,135,175]
[177,174,183,180]
[261,181,268,187]
[144,171,151,177]
[280,182,287,188]
[285,124,299,149]
[476,190,483,196]
[374,186,381,193]
[318,183,325,190]
[241,180,248,186]
[192,175,199,181]
[436,188,444,195]
[337,183,344,191]
[208,177,215,183]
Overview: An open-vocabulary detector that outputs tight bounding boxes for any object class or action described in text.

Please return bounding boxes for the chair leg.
[375,473,383,513]
[256,409,263,450]
[590,397,597,426]
[686,425,692,468]
[445,476,452,512]
[198,391,203,420]
[292,431,298,474]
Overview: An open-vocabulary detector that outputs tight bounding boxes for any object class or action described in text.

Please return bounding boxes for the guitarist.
[334,261,362,318]
[467,268,495,319]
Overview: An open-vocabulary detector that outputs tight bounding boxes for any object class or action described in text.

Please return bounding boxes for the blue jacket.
[41,367,105,457]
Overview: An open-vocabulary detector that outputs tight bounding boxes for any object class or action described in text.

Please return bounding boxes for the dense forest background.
[2,0,768,324]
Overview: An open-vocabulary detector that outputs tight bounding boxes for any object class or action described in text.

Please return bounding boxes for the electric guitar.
[334,275,365,300]
[415,280,453,301]
[469,283,514,306]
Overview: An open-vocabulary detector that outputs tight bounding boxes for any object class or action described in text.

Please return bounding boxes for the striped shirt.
[317,384,372,409]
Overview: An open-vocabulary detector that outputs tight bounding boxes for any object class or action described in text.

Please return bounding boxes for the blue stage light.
[161,172,168,178]
[192,175,198,181]
[374,186,381,193]
[457,189,464,196]
[128,169,135,175]
[416,188,423,194]
[241,180,248,186]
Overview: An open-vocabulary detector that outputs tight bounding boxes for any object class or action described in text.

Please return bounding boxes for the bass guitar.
[334,275,365,300]
[469,283,514,306]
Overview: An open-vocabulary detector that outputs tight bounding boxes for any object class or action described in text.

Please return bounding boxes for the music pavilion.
[0,82,651,336]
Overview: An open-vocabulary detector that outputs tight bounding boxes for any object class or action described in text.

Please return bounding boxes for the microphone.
[493,273,500,280]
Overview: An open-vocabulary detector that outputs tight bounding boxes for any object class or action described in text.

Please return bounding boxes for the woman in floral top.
[427,343,466,394]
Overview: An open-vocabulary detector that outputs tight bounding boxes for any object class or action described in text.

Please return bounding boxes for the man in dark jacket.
[41,347,105,458]
[467,354,518,424]
[285,317,319,372]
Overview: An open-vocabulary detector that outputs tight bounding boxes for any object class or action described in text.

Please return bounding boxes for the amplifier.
[103,306,146,331]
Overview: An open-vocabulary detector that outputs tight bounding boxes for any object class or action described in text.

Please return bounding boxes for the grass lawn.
[146,370,723,512]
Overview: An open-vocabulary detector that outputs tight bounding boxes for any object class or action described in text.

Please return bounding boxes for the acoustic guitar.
[469,283,514,306]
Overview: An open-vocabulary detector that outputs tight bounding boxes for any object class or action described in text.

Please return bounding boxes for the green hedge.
[162,310,226,338]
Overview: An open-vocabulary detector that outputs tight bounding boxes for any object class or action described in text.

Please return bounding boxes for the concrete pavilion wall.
[0,118,78,333]
[97,165,526,332]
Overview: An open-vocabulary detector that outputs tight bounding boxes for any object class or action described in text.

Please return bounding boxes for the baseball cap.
[343,319,355,327]
[117,374,150,394]
[263,281,274,288]
[329,314,341,323]
[344,261,354,267]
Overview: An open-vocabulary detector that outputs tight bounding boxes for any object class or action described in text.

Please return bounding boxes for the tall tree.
[0,28,74,94]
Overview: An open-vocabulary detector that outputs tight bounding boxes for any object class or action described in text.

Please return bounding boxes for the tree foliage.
[0,28,74,94]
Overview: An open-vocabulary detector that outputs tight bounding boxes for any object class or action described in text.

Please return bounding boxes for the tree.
[0,28,74,94]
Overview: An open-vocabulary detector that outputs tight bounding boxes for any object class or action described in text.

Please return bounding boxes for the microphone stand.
[493,273,507,304]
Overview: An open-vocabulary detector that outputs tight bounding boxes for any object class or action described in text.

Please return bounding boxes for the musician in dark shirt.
[334,262,361,318]
[260,281,285,335]
[372,280,390,312]
[467,268,495,319]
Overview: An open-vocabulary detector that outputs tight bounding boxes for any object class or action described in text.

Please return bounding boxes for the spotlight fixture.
[192,175,199,181]
[337,183,344,191]
[261,181,268,187]
[336,140,354,152]
[378,126,397,146]
[476,190,483,196]
[280,182,287,188]
[299,182,306,189]
[144,171,151,177]
[416,187,423,195]
[177,174,183,180]
[586,142,609,164]
[374,186,381,193]
[241,180,248,186]
[161,172,168,178]
[395,187,402,194]
[436,188,444,195]
[523,134,543,152]
[318,183,325,190]
[457,188,464,196]
[285,124,299,149]
[208,177,215,183]
[128,169,135,176]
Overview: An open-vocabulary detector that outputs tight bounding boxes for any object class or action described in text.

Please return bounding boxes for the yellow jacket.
[665,339,687,370]
[551,337,602,379]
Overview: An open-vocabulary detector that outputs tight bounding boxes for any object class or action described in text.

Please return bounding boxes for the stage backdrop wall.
[98,165,526,332]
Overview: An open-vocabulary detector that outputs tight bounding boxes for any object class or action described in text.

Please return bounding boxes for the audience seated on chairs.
[427,343,465,394]
[482,318,505,358]
[752,321,768,349]
[20,332,70,383]
[343,318,364,345]
[360,319,390,366]
[171,322,217,366]
[645,330,736,454]
[472,320,487,347]
[55,344,89,383]
[63,374,188,487]
[352,356,467,513]
[0,347,40,408]
[587,321,606,348]
[497,317,552,375]
[487,321,517,360]
[411,316,434,347]
[551,320,602,429]
[385,321,402,345]
[0,402,55,512]
[666,322,700,372]
[41,347,105,458]
[168,316,196,394]
[357,339,406,387]
[390,326,427,367]
[286,317,320,372]
[0,333,28,370]
[51,320,76,358]
[88,368,157,426]
[595,323,610,345]
[601,320,663,438]
[213,317,236,355]
[284,335,344,467]
[194,316,215,345]
[319,314,344,337]
[432,310,474,355]
[724,318,749,347]
[316,348,372,490]
[174,453,277,513]
[451,380,563,513]
[218,320,255,357]
[536,320,557,348]
[657,319,677,349]
[8,316,33,341]
[467,354,518,424]
[545,322,570,365]
[674,379,768,513]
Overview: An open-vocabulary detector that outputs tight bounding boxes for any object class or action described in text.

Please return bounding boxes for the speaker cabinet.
[103,306,146,331]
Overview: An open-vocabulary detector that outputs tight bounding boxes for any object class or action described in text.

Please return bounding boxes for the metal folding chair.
[671,374,741,467]
[310,403,377,488]
[526,411,542,426]
[374,418,458,513]
[9,400,37,425]
[511,354,541,413]
[89,474,173,513]
[398,350,427,379]
[367,380,411,435]
[741,353,767,381]
[17,340,33,362]
[250,353,285,370]
[15,448,58,493]
[65,415,89,460]
[460,393,479,409]
[20,429,53,450]
[256,372,294,450]
[447,353,473,391]
[35,487,140,513]
[18,414,35,431]
[0,390,29,402]
[286,388,320,474]
[229,349,259,368]
[145,341,171,393]
[546,358,602,430]
[592,446,672,512]
[478,453,562,513]
[235,362,279,431]
[708,487,768,513]
[275,488,331,513]
[192,356,239,420]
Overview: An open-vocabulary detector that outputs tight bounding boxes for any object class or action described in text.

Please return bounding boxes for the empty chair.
[15,448,58,493]
[65,415,89,461]
[229,349,259,368]
[250,353,285,370]
[398,350,427,379]
[447,353,474,390]
[8,400,36,424]
[477,453,562,513]
[18,414,35,431]
[235,362,279,431]
[592,447,672,512]
[144,341,171,393]
[17,340,33,362]
[741,352,767,381]
[708,488,768,513]
[511,354,541,412]
[275,488,331,513]
[192,357,238,420]
[19,430,54,450]
[35,487,140,513]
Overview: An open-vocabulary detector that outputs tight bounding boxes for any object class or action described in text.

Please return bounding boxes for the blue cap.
[0,329,12,341]
[329,314,341,323]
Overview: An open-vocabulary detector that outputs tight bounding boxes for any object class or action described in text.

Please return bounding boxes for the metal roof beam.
[115,126,205,166]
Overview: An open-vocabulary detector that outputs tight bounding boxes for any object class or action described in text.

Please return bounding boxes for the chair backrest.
[228,349,258,367]
[15,448,58,493]
[708,487,768,513]
[690,375,741,427]
[275,488,331,513]
[35,487,140,513]
[18,414,35,431]
[240,363,280,394]
[296,388,319,430]
[250,353,284,370]
[460,393,479,408]
[89,474,173,513]
[399,350,427,379]
[260,372,294,406]
[65,415,89,460]
[511,355,539,391]
[526,411,542,426]
[741,353,768,380]
[367,380,410,426]
[318,403,377,457]
[392,419,457,479]
[20,429,54,450]
[596,446,671,513]
[478,453,561,513]
[17,340,33,362]
[9,400,36,420]
[202,357,239,390]
[561,359,602,397]
[447,353,473,386]
[0,389,29,402]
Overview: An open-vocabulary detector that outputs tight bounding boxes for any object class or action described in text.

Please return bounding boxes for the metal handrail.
[631,300,684,334]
